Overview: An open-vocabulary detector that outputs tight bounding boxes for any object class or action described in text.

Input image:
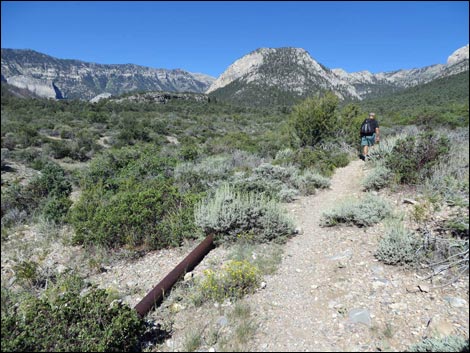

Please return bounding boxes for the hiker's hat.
[369,112,376,117]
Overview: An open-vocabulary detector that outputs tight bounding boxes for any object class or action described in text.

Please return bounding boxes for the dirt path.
[244,160,469,352]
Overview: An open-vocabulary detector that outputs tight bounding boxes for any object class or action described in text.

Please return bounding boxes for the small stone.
[403,198,418,205]
[418,284,430,293]
[183,272,193,282]
[217,316,228,327]
[348,308,371,326]
[260,281,267,289]
[444,296,467,308]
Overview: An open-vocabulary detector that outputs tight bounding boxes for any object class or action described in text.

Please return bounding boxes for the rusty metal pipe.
[134,234,215,318]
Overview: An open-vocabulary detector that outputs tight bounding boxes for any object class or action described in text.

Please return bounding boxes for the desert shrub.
[12,260,40,287]
[420,128,469,207]
[362,164,394,191]
[175,151,267,193]
[273,148,296,166]
[194,184,295,244]
[253,163,297,183]
[55,124,74,139]
[229,174,283,201]
[45,139,72,159]
[230,164,329,202]
[175,155,234,192]
[320,193,393,227]
[291,169,331,193]
[442,212,469,239]
[289,92,339,147]
[1,274,145,352]
[70,144,199,251]
[366,134,401,161]
[27,162,72,199]
[199,260,261,302]
[82,144,176,189]
[42,196,73,223]
[407,335,469,352]
[1,207,28,228]
[69,179,200,249]
[294,147,349,176]
[1,162,72,226]
[386,131,451,184]
[375,220,422,266]
[1,148,10,169]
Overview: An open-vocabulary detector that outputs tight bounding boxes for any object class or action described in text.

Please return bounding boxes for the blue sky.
[2,1,468,77]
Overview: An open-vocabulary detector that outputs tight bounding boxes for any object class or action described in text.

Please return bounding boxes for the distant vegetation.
[356,71,469,128]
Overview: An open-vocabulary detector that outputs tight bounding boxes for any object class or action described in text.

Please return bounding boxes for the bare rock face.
[206,48,271,93]
[447,44,469,65]
[6,75,58,99]
[1,49,216,100]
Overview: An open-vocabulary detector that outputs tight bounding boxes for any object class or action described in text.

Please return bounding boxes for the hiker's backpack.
[360,119,374,136]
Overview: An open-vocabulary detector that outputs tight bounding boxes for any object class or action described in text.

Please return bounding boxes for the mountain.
[207,45,469,106]
[333,44,469,99]
[0,49,216,100]
[206,47,361,106]
[2,45,468,106]
[358,70,469,123]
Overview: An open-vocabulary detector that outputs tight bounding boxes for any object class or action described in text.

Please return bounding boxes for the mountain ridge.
[207,44,468,105]
[1,48,216,100]
[1,45,468,104]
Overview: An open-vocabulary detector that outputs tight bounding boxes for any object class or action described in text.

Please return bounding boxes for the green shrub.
[376,220,422,266]
[442,212,469,238]
[12,260,39,287]
[199,260,261,302]
[294,147,349,176]
[1,275,145,352]
[1,162,72,226]
[82,144,175,190]
[194,184,295,244]
[42,196,73,223]
[27,162,72,199]
[320,193,393,227]
[386,131,451,184]
[70,179,200,249]
[288,92,339,148]
[407,335,469,352]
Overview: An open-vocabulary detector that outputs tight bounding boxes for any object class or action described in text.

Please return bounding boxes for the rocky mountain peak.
[206,48,273,94]
[447,44,469,65]
[206,46,361,103]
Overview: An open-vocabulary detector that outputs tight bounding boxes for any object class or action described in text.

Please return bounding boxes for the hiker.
[359,112,380,161]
